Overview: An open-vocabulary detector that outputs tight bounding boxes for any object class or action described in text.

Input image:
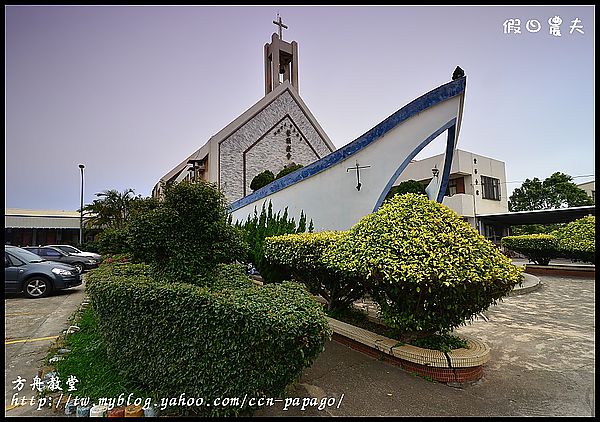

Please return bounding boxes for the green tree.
[235,201,311,283]
[81,188,139,229]
[128,180,248,281]
[543,172,593,209]
[509,172,593,211]
[275,163,303,179]
[250,170,275,192]
[384,180,427,202]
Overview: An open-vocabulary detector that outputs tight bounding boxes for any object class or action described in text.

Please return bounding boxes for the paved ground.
[5,281,85,417]
[256,275,595,417]
[4,274,594,417]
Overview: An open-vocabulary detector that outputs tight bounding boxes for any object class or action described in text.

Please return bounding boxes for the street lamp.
[79,164,85,245]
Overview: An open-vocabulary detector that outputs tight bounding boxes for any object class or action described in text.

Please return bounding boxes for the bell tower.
[264,14,299,95]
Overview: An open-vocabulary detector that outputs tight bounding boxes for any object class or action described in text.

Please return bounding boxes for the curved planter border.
[509,272,542,296]
[327,317,489,384]
[524,264,595,279]
[251,275,490,383]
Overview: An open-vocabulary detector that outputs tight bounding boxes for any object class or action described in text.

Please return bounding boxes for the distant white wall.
[396,149,508,218]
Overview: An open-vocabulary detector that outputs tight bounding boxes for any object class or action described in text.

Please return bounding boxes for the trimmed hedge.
[553,216,595,264]
[264,231,366,311]
[86,263,331,416]
[501,234,560,265]
[323,193,523,342]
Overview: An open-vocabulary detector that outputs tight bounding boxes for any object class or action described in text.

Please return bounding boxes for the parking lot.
[5,282,85,416]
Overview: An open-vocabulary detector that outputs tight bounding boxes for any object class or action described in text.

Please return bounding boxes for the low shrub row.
[501,216,595,265]
[264,194,523,342]
[264,231,366,312]
[500,234,559,266]
[86,263,332,416]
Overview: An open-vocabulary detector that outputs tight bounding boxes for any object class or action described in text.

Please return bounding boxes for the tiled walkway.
[257,274,595,416]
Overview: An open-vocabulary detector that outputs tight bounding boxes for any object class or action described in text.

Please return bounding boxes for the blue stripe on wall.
[436,124,457,203]
[230,77,466,212]
[372,119,457,212]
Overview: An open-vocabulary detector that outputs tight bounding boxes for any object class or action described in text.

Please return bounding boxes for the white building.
[577,180,595,203]
[394,149,508,234]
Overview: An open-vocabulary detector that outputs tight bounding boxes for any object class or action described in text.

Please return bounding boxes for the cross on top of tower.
[273,13,288,40]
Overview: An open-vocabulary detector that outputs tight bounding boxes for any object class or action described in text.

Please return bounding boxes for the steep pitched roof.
[157,80,335,185]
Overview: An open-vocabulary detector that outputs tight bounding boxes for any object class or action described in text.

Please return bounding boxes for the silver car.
[46,244,103,264]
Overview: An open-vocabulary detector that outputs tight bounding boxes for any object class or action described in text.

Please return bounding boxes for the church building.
[152,18,335,203]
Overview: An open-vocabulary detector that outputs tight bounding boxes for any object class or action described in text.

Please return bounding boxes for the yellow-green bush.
[553,216,595,264]
[501,234,560,265]
[323,193,523,342]
[264,231,366,311]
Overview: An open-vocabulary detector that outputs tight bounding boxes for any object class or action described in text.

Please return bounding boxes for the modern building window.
[481,175,501,200]
[445,177,465,196]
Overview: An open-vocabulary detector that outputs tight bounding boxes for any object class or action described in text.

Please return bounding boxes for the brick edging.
[327,317,489,383]
[332,333,484,383]
[524,265,595,278]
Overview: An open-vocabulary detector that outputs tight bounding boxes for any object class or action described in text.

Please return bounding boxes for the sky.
[5,5,595,211]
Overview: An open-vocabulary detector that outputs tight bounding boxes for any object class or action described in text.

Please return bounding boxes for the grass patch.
[327,306,468,352]
[53,306,147,402]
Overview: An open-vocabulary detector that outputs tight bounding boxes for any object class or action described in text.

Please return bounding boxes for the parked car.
[5,245,82,298]
[22,246,99,274]
[46,244,102,264]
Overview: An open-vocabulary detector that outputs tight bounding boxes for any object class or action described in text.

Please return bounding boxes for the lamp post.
[79,164,85,245]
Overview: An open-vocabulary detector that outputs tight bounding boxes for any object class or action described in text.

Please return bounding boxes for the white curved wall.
[231,95,464,231]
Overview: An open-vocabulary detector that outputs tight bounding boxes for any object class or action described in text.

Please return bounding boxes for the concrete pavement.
[256,274,595,417]
[4,274,594,417]
[5,282,86,417]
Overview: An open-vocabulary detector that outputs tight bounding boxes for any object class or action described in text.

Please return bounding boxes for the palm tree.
[81,188,139,229]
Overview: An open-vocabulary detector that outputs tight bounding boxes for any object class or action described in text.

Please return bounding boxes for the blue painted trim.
[229,77,466,212]
[372,119,457,212]
[435,125,457,203]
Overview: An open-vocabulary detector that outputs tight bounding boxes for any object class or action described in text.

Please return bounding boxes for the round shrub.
[323,193,523,342]
[553,216,595,264]
[275,163,304,180]
[264,231,366,312]
[250,170,275,192]
[501,234,560,265]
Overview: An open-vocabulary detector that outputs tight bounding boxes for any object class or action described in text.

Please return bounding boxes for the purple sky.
[5,5,594,211]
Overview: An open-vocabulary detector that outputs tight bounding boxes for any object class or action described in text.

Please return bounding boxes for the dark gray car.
[5,245,82,298]
[23,246,99,274]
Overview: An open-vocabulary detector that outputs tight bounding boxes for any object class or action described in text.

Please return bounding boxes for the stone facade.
[219,89,332,201]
